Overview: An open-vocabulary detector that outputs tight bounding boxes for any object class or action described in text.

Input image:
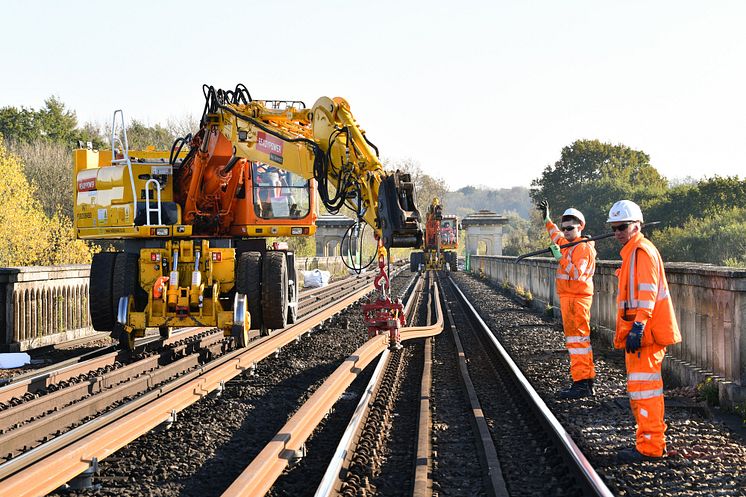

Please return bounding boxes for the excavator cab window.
[252,163,310,220]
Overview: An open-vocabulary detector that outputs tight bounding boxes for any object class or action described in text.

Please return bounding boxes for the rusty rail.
[0,279,377,497]
[221,280,444,497]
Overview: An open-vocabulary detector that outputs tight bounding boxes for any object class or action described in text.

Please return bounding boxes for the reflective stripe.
[566,336,590,343]
[657,288,669,301]
[643,433,652,439]
[567,347,592,355]
[549,227,559,235]
[628,388,663,400]
[640,408,649,418]
[557,274,570,280]
[628,250,636,307]
[638,283,657,292]
[577,260,588,275]
[628,372,661,381]
[638,300,655,310]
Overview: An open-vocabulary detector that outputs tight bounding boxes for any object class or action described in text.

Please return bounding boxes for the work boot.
[617,447,666,463]
[558,379,594,399]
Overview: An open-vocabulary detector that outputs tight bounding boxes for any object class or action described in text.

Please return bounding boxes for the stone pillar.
[461,210,509,256]
[315,215,356,257]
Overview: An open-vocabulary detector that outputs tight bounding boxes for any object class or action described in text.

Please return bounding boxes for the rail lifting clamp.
[362,241,405,350]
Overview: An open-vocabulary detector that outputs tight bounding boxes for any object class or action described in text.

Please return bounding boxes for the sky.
[1,0,744,190]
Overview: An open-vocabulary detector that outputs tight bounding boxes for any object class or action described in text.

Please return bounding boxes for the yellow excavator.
[74,84,422,349]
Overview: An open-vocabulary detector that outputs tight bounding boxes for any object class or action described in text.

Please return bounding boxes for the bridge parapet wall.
[0,259,356,351]
[470,255,746,406]
[0,266,92,352]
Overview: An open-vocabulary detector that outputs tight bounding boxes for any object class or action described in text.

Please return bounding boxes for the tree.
[0,106,39,143]
[645,176,746,228]
[382,157,449,217]
[0,140,94,266]
[38,96,78,143]
[8,139,72,219]
[650,207,746,267]
[530,139,669,258]
[122,120,176,150]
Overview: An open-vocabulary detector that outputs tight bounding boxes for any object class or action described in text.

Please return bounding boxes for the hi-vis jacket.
[614,232,681,349]
[546,221,596,297]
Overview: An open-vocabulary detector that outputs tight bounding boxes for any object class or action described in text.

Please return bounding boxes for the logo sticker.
[257,131,284,161]
[77,171,97,192]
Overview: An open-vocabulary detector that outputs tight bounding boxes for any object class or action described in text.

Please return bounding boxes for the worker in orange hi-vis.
[538,200,596,399]
[607,199,681,463]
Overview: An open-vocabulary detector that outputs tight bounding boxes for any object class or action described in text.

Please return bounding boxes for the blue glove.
[549,243,562,261]
[626,322,645,353]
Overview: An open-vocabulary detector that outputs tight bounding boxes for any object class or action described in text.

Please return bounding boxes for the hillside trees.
[530,139,745,266]
[530,140,668,254]
[0,140,92,266]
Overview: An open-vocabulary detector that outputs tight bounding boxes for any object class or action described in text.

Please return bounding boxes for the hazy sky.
[2,0,744,190]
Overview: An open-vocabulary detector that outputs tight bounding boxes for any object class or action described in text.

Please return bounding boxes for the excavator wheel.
[287,265,298,325]
[261,251,289,330]
[113,253,148,312]
[236,252,263,330]
[410,252,419,272]
[90,252,118,331]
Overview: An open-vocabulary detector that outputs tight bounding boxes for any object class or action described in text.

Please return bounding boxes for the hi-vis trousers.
[560,295,595,382]
[626,344,667,456]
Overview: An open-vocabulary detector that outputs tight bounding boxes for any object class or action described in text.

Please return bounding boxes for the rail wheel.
[232,293,250,348]
[90,252,118,331]
[287,264,298,324]
[261,251,288,330]
[116,324,136,351]
[237,252,263,330]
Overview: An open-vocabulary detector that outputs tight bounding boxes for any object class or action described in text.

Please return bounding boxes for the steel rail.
[413,273,436,496]
[0,280,377,497]
[0,327,207,402]
[448,276,615,497]
[222,281,444,497]
[314,272,425,497]
[439,275,509,497]
[0,270,383,403]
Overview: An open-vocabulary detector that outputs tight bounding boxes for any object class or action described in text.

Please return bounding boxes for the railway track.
[0,269,401,497]
[4,268,739,496]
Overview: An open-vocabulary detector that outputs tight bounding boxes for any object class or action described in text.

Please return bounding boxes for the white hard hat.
[607,200,644,223]
[562,208,585,226]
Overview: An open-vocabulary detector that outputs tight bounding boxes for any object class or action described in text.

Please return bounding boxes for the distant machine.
[410,198,459,272]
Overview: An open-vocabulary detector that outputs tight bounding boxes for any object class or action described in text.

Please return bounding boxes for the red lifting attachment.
[362,238,405,349]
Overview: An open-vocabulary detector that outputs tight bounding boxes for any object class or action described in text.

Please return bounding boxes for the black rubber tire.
[410,251,419,272]
[287,264,298,324]
[261,251,288,330]
[113,252,147,314]
[236,252,263,330]
[90,252,118,331]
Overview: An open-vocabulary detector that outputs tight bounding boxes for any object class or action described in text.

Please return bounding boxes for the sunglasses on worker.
[611,223,632,232]
[561,225,578,232]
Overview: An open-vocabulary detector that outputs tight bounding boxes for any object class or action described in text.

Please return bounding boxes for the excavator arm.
[196,85,422,249]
